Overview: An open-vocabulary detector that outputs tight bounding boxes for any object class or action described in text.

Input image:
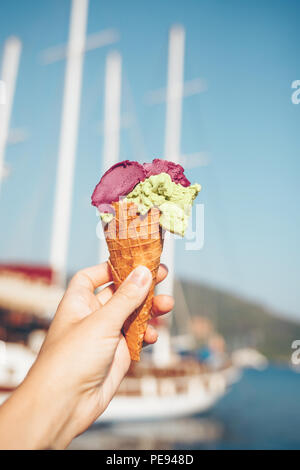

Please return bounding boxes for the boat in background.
[0,337,231,420]
[231,348,268,371]
[0,263,241,421]
[0,264,64,322]
[100,357,229,423]
[0,264,58,404]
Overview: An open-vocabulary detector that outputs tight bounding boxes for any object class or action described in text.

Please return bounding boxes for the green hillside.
[174,280,300,361]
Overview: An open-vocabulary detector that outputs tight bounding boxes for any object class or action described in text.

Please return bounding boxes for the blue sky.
[0,0,299,320]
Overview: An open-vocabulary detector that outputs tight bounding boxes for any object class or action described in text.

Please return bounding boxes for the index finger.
[69,262,169,294]
[69,262,112,292]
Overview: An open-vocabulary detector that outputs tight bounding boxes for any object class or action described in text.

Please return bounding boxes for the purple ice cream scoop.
[91,160,146,210]
[143,159,190,187]
[91,158,191,209]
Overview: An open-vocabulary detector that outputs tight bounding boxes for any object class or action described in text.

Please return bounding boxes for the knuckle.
[70,271,83,285]
[116,285,138,304]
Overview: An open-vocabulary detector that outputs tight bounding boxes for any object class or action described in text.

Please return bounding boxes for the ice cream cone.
[104,200,163,361]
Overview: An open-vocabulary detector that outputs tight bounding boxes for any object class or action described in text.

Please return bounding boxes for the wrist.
[23,362,80,449]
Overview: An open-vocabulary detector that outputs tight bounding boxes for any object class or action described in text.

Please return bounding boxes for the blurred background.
[0,0,300,450]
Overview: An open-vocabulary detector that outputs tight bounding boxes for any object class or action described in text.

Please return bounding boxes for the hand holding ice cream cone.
[92,158,201,361]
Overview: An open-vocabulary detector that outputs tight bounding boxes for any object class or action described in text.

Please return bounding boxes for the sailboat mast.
[159,25,185,298]
[50,0,89,285]
[152,25,185,366]
[164,25,185,163]
[0,37,22,193]
[99,51,122,263]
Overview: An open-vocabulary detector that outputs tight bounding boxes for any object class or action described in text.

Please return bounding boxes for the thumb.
[99,265,152,330]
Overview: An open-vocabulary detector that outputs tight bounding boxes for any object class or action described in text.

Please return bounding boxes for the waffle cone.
[104,201,163,361]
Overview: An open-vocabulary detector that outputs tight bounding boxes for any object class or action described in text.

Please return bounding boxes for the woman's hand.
[0,263,173,450]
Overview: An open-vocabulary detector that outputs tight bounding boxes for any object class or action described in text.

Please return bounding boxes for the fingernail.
[129,266,151,288]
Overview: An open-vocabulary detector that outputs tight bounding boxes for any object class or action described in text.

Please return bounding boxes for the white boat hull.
[99,373,226,423]
[100,394,214,423]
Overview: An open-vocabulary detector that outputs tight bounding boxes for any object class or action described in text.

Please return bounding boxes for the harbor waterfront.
[0,0,299,450]
[69,366,300,450]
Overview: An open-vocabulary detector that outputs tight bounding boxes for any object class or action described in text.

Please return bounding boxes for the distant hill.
[173,280,300,361]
